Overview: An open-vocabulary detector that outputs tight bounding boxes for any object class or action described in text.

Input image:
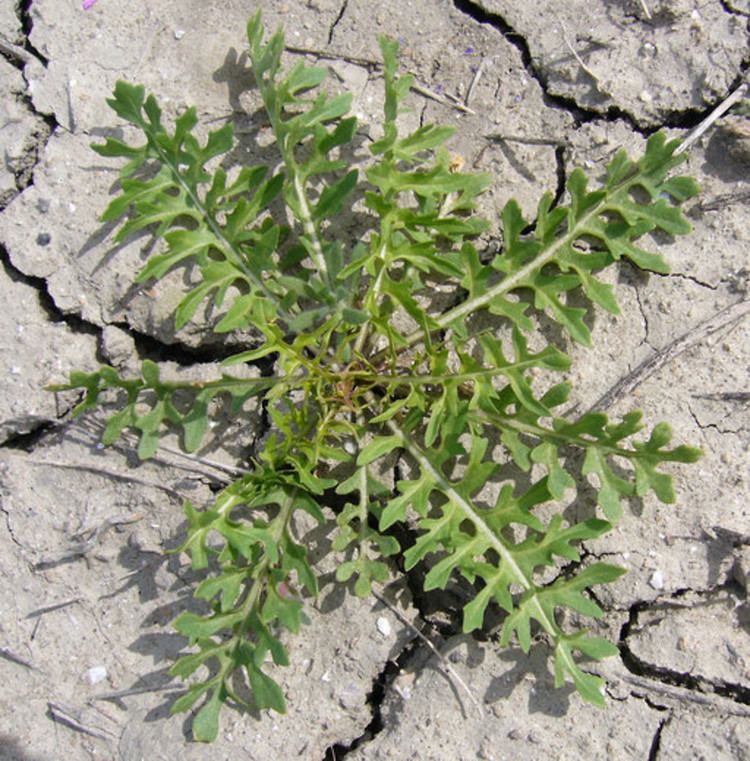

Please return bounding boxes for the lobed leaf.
[60,11,704,740]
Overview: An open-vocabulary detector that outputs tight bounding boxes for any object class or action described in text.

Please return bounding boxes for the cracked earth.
[0,1,749,759]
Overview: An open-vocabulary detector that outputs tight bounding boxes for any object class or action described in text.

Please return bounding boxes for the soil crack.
[0,2,57,209]
[18,1,49,67]
[647,714,671,761]
[452,0,642,130]
[619,593,750,707]
[452,0,746,134]
[328,0,350,46]
[321,633,423,760]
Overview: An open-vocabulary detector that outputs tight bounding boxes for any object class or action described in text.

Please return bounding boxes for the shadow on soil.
[0,734,51,761]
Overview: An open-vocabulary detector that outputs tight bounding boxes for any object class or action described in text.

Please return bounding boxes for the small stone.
[86,665,107,685]
[36,232,51,246]
[376,616,391,637]
[174,29,185,40]
[639,90,653,103]
[393,682,411,700]
[338,681,363,710]
[649,570,664,590]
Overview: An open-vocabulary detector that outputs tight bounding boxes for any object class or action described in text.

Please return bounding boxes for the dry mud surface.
[1,1,749,759]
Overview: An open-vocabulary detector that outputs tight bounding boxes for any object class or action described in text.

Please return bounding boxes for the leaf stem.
[399,161,651,350]
[381,406,559,641]
[352,365,552,386]
[142,124,283,310]
[230,490,295,648]
[470,408,647,462]
[353,239,389,355]
[292,172,330,282]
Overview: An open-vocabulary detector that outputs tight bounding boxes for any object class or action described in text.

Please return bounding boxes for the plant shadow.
[0,735,53,761]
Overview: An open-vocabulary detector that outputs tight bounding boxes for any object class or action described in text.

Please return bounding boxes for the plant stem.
[383,411,560,640]
[398,162,651,350]
[142,124,283,310]
[292,173,330,282]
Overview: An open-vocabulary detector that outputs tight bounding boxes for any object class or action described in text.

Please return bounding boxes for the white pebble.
[86,665,107,685]
[174,29,185,40]
[393,683,411,700]
[376,616,391,637]
[649,570,664,590]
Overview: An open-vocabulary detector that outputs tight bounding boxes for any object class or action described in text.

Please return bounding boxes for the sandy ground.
[0,1,749,759]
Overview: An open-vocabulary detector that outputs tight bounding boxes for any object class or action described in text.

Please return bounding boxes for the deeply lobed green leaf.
[53,10,704,740]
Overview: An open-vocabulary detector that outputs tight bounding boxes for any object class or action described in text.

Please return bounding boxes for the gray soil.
[1,1,749,759]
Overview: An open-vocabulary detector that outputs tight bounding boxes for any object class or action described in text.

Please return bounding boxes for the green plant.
[52,12,702,742]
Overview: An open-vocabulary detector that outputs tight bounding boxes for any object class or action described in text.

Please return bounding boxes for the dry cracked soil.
[1,1,749,760]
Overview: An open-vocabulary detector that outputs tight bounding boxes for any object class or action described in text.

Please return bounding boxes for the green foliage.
[52,11,702,741]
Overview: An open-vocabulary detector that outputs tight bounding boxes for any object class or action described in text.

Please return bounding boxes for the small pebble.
[649,569,664,590]
[86,665,107,685]
[393,682,411,700]
[376,616,391,637]
[174,29,185,40]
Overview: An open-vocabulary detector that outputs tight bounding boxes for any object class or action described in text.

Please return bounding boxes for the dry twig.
[93,683,182,702]
[589,299,750,412]
[464,58,486,108]
[373,589,484,716]
[47,702,115,741]
[676,81,749,155]
[0,35,33,65]
[0,647,34,670]
[285,44,476,115]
